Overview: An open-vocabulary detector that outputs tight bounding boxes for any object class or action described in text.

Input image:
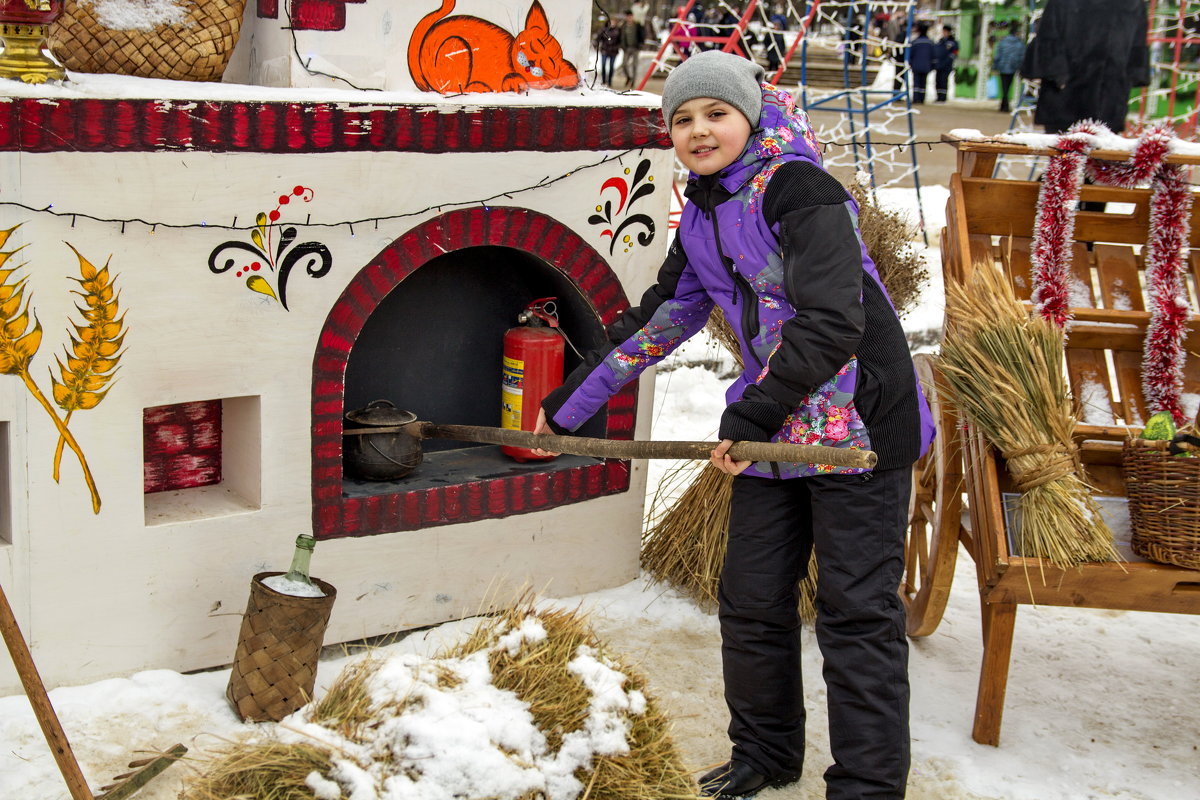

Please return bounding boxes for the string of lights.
[0,148,644,233]
[286,0,381,92]
[4,134,1196,235]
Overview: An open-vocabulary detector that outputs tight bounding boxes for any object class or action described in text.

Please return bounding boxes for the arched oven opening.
[311,206,637,538]
[343,244,609,482]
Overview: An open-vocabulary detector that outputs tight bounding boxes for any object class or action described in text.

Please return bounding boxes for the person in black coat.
[933,25,959,102]
[906,21,935,104]
[1021,0,1151,133]
[765,18,787,74]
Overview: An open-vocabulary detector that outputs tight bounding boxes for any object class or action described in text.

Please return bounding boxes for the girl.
[536,50,933,799]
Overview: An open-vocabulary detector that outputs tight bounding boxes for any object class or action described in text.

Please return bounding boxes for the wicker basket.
[226,571,338,723]
[1123,438,1200,570]
[48,0,246,82]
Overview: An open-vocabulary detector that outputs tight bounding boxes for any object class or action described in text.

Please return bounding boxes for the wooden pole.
[0,579,95,800]
[358,421,881,470]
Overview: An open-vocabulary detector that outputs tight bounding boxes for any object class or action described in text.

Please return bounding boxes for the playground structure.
[640,0,927,234]
[1137,0,1200,133]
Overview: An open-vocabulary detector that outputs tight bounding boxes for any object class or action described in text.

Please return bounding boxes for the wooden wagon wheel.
[901,352,965,637]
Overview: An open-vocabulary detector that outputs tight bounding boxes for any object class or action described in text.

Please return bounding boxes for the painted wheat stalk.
[51,244,125,484]
[0,226,101,512]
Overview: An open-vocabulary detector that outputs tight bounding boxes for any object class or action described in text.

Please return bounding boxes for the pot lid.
[345,400,417,427]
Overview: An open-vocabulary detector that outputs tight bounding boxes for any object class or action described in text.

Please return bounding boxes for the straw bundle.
[641,459,734,611]
[184,602,698,800]
[180,740,334,800]
[847,173,930,319]
[938,263,1119,567]
[439,603,697,798]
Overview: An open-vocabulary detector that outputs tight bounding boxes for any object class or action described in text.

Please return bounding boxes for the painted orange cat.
[408,0,579,93]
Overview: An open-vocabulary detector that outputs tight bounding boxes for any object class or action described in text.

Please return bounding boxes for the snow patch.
[1078,378,1117,426]
[262,574,326,597]
[90,0,191,30]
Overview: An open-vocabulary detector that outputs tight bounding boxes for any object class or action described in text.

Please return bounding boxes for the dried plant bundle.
[938,263,1119,567]
[848,174,930,318]
[642,460,733,611]
[185,603,698,800]
[181,740,334,800]
[441,602,697,798]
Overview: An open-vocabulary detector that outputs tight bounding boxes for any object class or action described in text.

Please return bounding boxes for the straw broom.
[938,263,1118,567]
[642,181,930,620]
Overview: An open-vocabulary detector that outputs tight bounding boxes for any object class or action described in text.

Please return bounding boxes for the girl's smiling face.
[670,98,753,176]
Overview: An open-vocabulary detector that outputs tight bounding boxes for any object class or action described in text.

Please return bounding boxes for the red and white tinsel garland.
[1029,121,1194,424]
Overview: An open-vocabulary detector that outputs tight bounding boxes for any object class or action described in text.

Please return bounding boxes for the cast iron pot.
[343,400,422,481]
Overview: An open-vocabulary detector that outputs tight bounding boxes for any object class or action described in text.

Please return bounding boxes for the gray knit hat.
[662,50,765,130]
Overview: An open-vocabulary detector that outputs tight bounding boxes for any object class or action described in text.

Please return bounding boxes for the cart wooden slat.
[905,138,1200,747]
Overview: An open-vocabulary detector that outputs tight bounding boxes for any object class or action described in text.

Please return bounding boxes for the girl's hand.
[710,439,752,475]
[531,408,561,458]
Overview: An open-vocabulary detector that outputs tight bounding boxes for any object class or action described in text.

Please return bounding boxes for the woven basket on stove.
[1123,437,1200,570]
[48,0,246,82]
[226,571,338,723]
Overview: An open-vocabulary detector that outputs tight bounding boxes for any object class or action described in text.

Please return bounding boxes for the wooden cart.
[902,138,1200,746]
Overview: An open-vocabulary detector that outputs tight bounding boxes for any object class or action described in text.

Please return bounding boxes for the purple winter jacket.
[545,85,935,478]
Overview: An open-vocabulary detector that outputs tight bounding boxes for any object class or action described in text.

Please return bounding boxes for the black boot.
[698,761,800,799]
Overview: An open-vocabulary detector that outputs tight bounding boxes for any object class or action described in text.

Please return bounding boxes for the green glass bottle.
[284,534,316,585]
[262,534,325,597]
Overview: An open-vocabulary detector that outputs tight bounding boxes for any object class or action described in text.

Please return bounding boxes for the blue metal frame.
[798,2,927,244]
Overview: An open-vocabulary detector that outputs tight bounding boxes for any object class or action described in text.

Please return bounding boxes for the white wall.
[227,0,593,91]
[0,124,674,693]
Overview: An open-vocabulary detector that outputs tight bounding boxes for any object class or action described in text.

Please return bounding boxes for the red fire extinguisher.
[501,298,565,462]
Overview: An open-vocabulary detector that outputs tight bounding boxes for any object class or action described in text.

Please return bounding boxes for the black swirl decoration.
[208,225,332,311]
[589,157,657,255]
[608,215,656,255]
[277,235,333,311]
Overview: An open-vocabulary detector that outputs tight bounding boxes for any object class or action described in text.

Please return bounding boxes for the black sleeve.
[540,232,692,434]
[754,160,865,408]
[1127,1,1151,87]
[1021,0,1069,86]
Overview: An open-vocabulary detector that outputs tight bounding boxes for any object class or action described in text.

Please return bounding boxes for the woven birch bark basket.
[225,571,338,723]
[1123,440,1200,570]
[48,0,246,82]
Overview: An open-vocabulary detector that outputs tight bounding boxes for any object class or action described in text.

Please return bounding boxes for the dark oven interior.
[342,245,610,493]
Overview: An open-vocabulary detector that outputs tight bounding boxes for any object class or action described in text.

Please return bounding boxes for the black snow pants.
[718,466,911,799]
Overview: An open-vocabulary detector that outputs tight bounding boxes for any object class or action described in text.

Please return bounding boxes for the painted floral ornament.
[207,186,333,310]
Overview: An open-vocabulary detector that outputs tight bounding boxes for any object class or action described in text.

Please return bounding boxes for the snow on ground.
[2,188,1198,800]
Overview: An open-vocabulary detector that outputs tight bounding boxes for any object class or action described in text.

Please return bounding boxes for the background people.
[992,21,1026,113]
[907,21,935,104]
[594,15,621,87]
[620,8,646,88]
[1022,0,1151,132]
[933,25,959,103]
